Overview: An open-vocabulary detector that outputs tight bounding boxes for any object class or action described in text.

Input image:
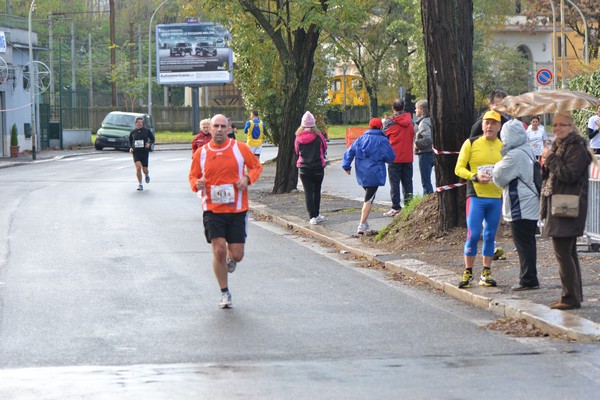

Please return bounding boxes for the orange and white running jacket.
[189,138,263,213]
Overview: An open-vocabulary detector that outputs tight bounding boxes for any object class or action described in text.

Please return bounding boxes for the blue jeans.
[418,152,435,194]
[387,162,413,210]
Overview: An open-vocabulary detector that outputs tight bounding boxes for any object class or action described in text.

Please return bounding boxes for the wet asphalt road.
[0,150,599,399]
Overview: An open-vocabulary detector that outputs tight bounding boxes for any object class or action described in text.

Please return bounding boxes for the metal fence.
[584,161,600,251]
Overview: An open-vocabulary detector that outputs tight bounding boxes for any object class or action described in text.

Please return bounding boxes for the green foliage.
[568,69,600,131]
[328,0,415,114]
[473,38,531,109]
[10,123,18,147]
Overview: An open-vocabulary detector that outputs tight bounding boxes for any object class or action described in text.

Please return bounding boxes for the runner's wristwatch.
[472,174,479,183]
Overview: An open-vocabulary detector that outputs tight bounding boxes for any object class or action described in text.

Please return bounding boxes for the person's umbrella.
[493,90,600,117]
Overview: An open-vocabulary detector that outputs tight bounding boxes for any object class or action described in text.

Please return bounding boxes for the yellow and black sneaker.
[458,269,474,288]
[479,269,497,287]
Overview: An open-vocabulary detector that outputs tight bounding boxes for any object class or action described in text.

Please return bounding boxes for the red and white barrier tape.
[435,182,467,192]
[432,146,459,155]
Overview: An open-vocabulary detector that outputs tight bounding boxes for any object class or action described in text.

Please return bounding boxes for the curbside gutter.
[251,202,600,342]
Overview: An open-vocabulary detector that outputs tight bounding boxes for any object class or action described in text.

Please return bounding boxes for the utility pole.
[89,33,93,108]
[129,21,134,82]
[48,12,55,107]
[110,0,116,106]
[71,22,76,107]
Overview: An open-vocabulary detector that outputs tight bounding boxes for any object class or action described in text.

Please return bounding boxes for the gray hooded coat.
[492,119,540,222]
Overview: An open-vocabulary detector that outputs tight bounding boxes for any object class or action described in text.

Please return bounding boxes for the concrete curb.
[251,203,600,342]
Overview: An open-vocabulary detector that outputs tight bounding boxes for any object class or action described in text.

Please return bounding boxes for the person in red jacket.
[191,119,212,155]
[382,98,415,216]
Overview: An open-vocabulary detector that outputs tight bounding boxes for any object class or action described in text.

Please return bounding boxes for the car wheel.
[95,142,103,151]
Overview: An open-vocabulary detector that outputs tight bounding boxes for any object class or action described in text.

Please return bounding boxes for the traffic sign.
[536,68,553,86]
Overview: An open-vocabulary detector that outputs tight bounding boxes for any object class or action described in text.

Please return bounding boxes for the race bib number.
[134,139,145,148]
[210,184,235,204]
[477,165,494,177]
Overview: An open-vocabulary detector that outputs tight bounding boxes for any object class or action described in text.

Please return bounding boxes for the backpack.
[517,148,542,195]
[248,119,263,140]
[532,159,542,194]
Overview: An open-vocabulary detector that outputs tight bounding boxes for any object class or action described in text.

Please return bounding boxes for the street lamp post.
[148,0,169,117]
[28,0,36,160]
[565,0,589,64]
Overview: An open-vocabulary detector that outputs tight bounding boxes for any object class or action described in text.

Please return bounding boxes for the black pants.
[509,219,539,287]
[552,236,583,306]
[299,167,324,219]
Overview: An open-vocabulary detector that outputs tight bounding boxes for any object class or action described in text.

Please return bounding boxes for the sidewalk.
[249,162,600,342]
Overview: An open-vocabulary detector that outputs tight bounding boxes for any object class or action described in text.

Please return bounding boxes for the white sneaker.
[383,208,401,217]
[309,217,318,225]
[316,215,326,223]
[219,291,232,309]
[357,223,369,235]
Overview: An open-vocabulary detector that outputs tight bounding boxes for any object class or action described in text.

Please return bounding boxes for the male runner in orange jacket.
[189,114,263,309]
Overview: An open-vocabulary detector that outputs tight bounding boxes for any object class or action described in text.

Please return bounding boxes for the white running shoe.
[357,223,369,235]
[309,217,318,225]
[316,215,326,223]
[137,184,143,191]
[219,291,232,309]
[383,208,401,217]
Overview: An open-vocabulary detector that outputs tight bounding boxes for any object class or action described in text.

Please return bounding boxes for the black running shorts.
[203,211,248,244]
[133,151,149,167]
[362,186,378,203]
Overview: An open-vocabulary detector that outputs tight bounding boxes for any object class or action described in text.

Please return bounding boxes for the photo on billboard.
[156,23,233,85]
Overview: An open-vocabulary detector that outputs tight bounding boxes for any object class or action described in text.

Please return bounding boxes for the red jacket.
[383,111,414,163]
[192,132,212,154]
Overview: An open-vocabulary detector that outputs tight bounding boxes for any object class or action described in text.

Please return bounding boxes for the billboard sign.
[156,23,233,86]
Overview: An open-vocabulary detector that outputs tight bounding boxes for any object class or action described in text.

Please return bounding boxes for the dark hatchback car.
[95,112,154,151]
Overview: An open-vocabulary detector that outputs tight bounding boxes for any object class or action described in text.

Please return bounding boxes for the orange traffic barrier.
[345,127,368,148]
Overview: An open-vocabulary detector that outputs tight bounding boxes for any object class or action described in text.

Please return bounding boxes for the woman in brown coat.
[540,111,594,310]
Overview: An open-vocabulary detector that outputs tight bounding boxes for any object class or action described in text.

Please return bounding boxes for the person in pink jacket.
[294,111,328,225]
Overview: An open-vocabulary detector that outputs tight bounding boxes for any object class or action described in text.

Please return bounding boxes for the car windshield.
[103,114,135,128]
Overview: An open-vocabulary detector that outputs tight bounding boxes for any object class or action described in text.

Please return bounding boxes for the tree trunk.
[421,0,474,233]
[272,30,319,194]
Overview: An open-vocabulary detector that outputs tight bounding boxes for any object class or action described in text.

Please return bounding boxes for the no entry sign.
[536,68,553,86]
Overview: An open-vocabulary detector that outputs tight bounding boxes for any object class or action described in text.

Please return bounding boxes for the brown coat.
[541,133,592,237]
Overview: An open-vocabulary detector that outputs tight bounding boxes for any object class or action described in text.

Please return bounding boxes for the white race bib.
[210,184,235,204]
[134,139,145,148]
[477,165,494,177]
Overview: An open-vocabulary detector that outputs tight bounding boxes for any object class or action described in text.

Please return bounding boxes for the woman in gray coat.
[540,111,593,310]
[492,119,540,291]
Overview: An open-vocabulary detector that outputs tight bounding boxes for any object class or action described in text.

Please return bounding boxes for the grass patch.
[374,195,427,241]
[327,124,368,140]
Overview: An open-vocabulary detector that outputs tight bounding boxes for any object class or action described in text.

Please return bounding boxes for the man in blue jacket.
[342,118,396,235]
